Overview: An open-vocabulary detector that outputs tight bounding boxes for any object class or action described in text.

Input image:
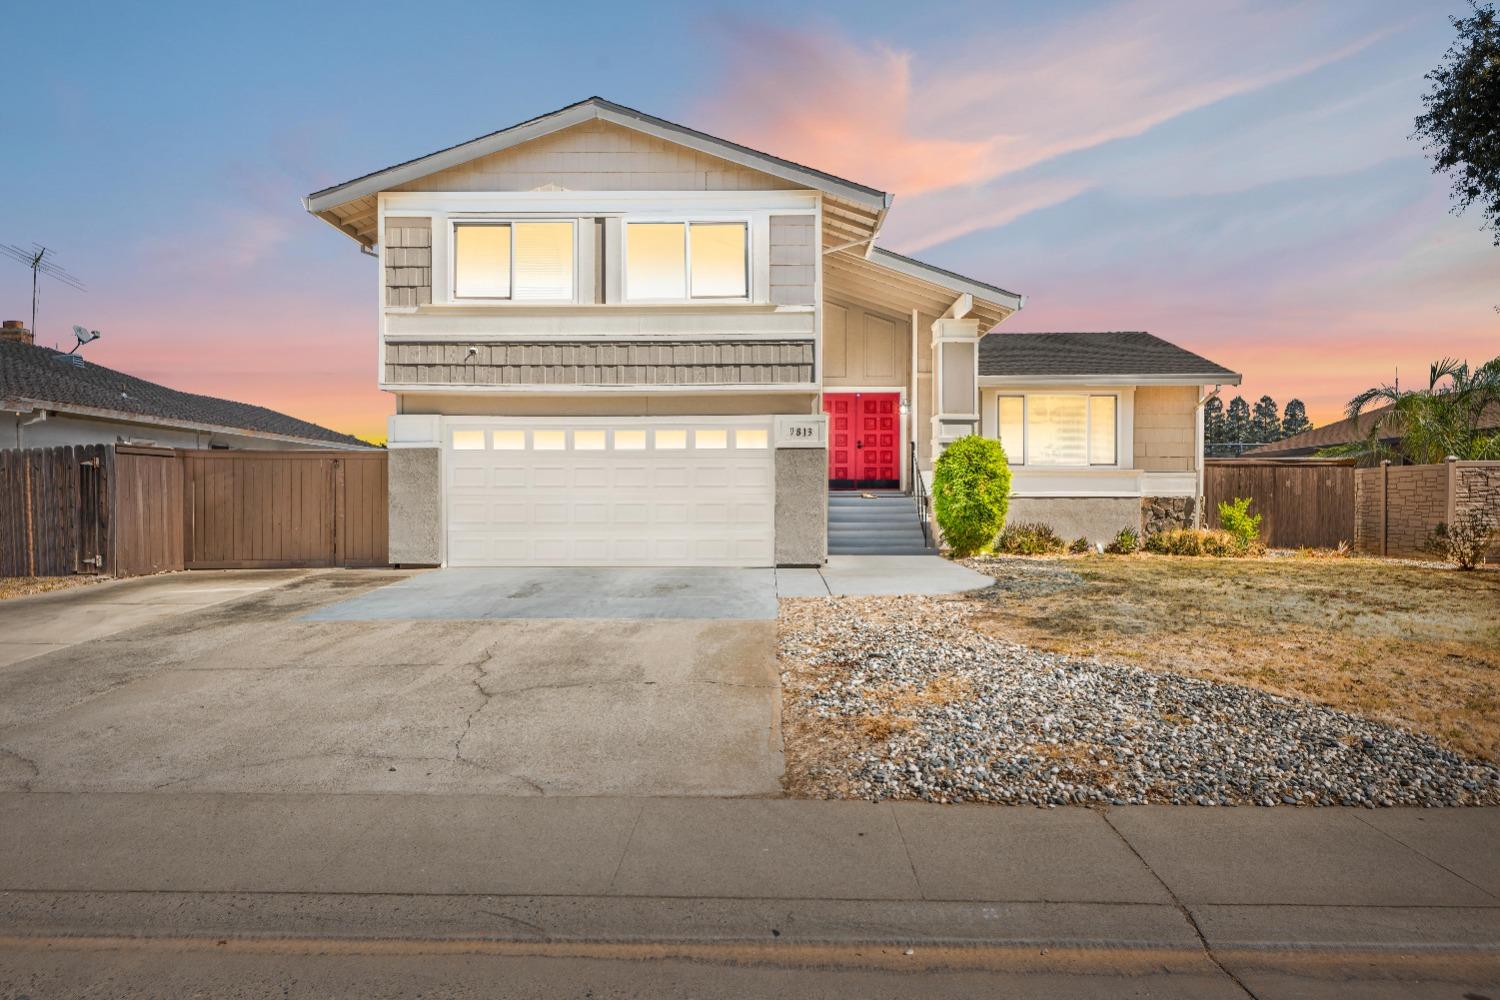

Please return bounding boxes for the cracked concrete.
[0,572,784,797]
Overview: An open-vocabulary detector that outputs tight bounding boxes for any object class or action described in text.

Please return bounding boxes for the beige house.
[304,97,1238,566]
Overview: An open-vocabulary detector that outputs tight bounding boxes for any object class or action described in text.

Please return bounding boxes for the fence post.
[1446,455,1459,528]
[1380,460,1390,558]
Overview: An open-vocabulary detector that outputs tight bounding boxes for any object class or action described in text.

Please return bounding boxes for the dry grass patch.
[0,576,106,601]
[967,556,1500,762]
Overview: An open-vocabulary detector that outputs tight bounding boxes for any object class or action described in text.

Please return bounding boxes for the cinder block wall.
[1353,461,1500,558]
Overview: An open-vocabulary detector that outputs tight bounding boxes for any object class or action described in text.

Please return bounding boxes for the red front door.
[823,392,901,488]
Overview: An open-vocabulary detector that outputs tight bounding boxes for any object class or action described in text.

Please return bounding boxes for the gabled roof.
[978,331,1240,383]
[304,97,890,217]
[0,340,370,448]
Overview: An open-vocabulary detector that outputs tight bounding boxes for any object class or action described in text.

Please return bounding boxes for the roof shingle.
[0,340,368,448]
[977,331,1239,381]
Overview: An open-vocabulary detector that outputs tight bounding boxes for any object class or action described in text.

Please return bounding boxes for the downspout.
[1193,387,1221,529]
[18,409,47,449]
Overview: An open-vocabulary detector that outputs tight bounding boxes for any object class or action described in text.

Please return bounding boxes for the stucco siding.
[1133,385,1199,472]
[390,120,800,194]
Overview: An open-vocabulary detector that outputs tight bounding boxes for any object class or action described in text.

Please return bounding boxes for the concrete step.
[827,544,937,555]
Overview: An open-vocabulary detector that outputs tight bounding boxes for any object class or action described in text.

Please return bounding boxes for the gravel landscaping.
[779,593,1500,807]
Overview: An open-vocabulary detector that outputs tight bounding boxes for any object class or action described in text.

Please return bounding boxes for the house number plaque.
[774,415,828,448]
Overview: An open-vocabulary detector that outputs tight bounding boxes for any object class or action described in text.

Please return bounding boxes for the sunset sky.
[4,0,1496,443]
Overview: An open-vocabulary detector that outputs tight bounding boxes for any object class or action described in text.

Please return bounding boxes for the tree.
[1319,355,1500,465]
[1224,395,1251,446]
[1203,395,1225,444]
[1281,399,1313,438]
[1413,3,1500,244]
[1250,395,1281,443]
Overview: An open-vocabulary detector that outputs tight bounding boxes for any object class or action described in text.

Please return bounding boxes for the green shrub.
[1069,536,1093,554]
[1144,528,1245,557]
[994,522,1067,555]
[931,436,1012,557]
[1217,497,1263,551]
[1104,526,1140,554]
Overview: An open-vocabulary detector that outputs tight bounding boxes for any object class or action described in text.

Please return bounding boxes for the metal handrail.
[910,440,933,549]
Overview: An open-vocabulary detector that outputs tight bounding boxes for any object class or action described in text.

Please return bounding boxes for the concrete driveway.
[0,570,783,797]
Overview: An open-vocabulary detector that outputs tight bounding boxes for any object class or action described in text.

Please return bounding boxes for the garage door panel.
[445,420,776,567]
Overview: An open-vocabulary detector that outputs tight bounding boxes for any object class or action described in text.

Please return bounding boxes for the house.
[1248,401,1500,460]
[0,323,369,451]
[303,97,1239,566]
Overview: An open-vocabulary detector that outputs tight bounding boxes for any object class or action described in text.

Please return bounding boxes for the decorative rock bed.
[778,595,1500,807]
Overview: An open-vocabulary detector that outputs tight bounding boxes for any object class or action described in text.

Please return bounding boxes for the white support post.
[929,317,982,463]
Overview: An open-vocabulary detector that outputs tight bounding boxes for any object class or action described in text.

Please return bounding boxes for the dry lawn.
[966,555,1500,762]
[0,576,105,601]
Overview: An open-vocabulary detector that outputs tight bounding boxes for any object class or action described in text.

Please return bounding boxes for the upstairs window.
[452,221,574,301]
[625,222,748,300]
[998,393,1117,467]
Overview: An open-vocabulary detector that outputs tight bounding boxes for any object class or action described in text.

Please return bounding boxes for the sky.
[3,0,1496,443]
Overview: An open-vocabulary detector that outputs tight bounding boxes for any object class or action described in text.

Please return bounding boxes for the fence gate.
[182,450,387,569]
[0,444,111,577]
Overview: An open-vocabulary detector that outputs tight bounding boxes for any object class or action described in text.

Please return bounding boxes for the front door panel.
[823,392,901,489]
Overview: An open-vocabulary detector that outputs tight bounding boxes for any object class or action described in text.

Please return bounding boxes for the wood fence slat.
[1204,459,1356,549]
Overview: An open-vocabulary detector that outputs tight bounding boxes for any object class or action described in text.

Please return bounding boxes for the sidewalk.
[3,794,1495,959]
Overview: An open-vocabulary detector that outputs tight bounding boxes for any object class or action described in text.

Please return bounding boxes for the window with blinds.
[997,393,1118,466]
[452,221,575,300]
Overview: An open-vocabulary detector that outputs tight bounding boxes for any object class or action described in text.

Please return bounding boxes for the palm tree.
[1320,356,1500,465]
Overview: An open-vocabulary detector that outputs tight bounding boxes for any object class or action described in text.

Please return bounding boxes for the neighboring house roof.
[304,96,889,221]
[977,331,1241,383]
[0,340,369,448]
[1249,400,1500,457]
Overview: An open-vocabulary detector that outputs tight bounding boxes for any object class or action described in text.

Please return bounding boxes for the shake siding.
[384,340,814,387]
[768,215,816,306]
[384,218,432,307]
[1133,386,1199,472]
[389,120,799,193]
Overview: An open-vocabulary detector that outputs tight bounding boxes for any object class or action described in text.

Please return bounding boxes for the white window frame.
[449,217,579,302]
[621,216,752,303]
[997,392,1120,468]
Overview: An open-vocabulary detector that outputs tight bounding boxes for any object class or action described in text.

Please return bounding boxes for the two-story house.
[304,98,1239,567]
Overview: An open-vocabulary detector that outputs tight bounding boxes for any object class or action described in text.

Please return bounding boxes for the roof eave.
[978,373,1242,386]
[2,397,373,450]
[866,247,1024,313]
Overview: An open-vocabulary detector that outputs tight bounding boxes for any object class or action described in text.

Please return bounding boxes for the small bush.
[1104,526,1140,554]
[1069,536,1093,554]
[932,436,1011,557]
[1144,528,1247,557]
[1425,508,1498,570]
[1217,497,1263,551]
[994,521,1067,555]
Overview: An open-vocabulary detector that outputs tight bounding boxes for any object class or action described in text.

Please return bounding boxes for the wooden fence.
[1204,458,1356,550]
[0,445,386,577]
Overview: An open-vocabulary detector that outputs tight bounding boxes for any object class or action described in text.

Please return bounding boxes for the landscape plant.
[931,435,1011,557]
[1425,508,1498,569]
[1144,528,1247,558]
[994,522,1067,555]
[1104,527,1140,554]
[1216,496,1263,552]
[1069,536,1092,554]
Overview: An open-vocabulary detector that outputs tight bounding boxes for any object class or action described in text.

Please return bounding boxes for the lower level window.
[998,394,1117,466]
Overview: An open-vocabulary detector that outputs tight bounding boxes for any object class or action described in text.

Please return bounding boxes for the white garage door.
[444,419,776,566]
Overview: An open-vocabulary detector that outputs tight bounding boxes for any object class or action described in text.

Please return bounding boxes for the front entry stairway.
[827,492,935,556]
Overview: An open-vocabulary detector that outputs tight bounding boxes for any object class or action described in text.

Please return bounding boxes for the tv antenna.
[0,243,86,338]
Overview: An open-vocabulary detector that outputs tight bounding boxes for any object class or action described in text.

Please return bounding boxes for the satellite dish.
[67,324,101,355]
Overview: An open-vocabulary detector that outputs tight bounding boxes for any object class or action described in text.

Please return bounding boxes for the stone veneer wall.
[1354,461,1500,558]
[1142,496,1195,535]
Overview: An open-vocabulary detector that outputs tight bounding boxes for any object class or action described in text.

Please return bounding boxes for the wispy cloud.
[695,0,1408,251]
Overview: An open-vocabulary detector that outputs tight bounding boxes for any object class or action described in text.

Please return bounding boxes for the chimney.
[1,321,33,346]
